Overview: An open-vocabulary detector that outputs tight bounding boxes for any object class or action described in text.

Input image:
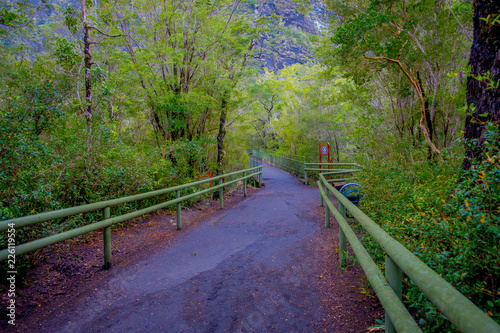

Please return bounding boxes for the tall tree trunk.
[82,0,93,154]
[333,134,340,163]
[217,94,229,175]
[463,0,500,170]
[417,71,435,160]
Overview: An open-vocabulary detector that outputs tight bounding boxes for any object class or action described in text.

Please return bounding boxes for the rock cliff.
[250,0,330,72]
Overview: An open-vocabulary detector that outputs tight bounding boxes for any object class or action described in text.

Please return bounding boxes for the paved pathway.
[38,163,335,332]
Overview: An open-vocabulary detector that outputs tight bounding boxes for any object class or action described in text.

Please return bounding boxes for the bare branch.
[88,26,126,38]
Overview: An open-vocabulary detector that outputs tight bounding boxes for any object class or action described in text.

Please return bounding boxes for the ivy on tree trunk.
[463,0,500,170]
[217,94,228,175]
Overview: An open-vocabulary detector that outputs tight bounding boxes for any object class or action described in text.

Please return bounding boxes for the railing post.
[243,172,247,197]
[339,201,347,267]
[258,165,262,187]
[219,178,224,209]
[385,255,402,333]
[304,166,308,185]
[103,206,111,270]
[325,186,330,228]
[320,182,324,207]
[176,190,182,230]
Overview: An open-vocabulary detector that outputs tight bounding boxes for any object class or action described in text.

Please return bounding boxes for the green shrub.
[356,124,500,331]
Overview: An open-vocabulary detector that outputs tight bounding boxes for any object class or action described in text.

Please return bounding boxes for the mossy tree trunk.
[463,0,500,170]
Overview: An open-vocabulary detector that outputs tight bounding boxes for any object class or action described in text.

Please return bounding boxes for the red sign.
[198,171,212,186]
[319,143,331,170]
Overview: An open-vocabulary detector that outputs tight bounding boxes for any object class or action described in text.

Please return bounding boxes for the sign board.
[198,171,212,187]
[319,143,331,166]
[320,146,328,155]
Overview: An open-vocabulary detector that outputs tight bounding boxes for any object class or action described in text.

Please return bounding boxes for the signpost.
[319,143,331,178]
[319,142,331,167]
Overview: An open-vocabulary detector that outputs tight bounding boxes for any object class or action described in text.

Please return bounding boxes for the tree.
[99,0,260,175]
[322,0,471,158]
[0,1,29,34]
[463,1,500,170]
[65,1,125,154]
[245,70,284,148]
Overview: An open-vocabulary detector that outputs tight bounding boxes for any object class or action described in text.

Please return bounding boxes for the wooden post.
[103,206,111,270]
[219,178,224,209]
[385,255,402,333]
[176,190,181,230]
[325,187,330,228]
[243,172,247,197]
[339,202,347,267]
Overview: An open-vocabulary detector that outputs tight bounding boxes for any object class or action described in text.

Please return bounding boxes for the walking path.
[21,163,381,332]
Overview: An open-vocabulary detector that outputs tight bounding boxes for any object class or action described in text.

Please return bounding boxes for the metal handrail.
[251,149,361,185]
[304,167,360,185]
[0,167,258,232]
[252,149,304,177]
[262,149,306,162]
[304,168,359,173]
[305,162,362,167]
[318,173,500,333]
[0,165,263,268]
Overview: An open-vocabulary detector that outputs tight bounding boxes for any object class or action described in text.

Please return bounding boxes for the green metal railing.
[304,162,361,185]
[252,149,305,177]
[0,165,263,269]
[249,155,263,184]
[318,173,500,333]
[251,149,361,185]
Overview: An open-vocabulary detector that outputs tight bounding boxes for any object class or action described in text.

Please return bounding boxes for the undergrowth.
[0,111,251,285]
[356,123,500,331]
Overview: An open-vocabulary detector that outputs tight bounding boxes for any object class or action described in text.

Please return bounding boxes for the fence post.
[243,172,247,197]
[258,165,262,187]
[325,186,330,228]
[304,166,308,185]
[320,182,324,207]
[219,178,224,209]
[103,206,111,270]
[176,190,182,230]
[339,201,347,267]
[385,255,402,333]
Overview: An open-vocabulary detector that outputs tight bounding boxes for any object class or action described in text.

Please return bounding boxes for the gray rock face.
[252,0,331,72]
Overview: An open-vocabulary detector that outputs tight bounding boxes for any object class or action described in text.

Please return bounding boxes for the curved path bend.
[27,163,380,332]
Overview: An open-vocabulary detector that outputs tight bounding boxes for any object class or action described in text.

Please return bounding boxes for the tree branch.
[363,53,442,157]
[88,26,126,38]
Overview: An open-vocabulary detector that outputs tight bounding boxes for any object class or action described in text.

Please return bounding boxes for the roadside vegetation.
[234,0,499,331]
[0,0,498,331]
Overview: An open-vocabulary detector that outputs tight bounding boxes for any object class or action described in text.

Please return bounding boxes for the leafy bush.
[356,124,500,331]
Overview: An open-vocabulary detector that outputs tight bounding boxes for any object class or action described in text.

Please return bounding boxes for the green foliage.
[238,62,360,162]
[63,6,78,35]
[0,0,258,278]
[318,0,471,153]
[0,2,29,34]
[356,126,500,331]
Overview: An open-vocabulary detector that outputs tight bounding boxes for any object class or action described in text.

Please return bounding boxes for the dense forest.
[1,0,499,331]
